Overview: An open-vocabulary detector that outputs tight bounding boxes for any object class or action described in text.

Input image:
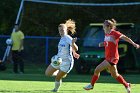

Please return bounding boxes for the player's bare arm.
[99,42,105,47]
[72,50,80,59]
[72,37,78,51]
[120,35,140,49]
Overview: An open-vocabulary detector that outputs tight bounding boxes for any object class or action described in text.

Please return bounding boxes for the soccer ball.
[6,39,12,45]
[51,55,62,66]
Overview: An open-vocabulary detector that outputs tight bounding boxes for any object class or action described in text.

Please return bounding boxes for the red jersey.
[104,29,122,64]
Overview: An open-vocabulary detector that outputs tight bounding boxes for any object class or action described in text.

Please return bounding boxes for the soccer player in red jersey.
[84,19,139,93]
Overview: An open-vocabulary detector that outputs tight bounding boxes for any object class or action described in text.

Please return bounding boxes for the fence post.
[46,37,49,64]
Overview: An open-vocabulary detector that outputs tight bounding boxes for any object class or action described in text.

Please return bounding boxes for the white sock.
[54,79,62,90]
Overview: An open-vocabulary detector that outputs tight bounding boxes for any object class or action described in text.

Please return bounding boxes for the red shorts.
[105,58,119,65]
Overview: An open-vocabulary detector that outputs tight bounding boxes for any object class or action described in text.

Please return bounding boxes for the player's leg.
[18,51,24,73]
[109,65,131,93]
[45,64,57,76]
[13,52,19,73]
[84,60,111,90]
[52,59,73,92]
[52,70,66,92]
[0,60,6,71]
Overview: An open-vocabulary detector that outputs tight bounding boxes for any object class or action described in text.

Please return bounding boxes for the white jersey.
[51,35,74,73]
[57,35,73,60]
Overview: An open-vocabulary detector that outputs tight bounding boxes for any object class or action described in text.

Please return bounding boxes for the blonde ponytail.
[65,19,76,35]
[111,19,116,29]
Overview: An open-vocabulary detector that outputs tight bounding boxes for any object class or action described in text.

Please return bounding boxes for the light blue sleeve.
[65,35,72,46]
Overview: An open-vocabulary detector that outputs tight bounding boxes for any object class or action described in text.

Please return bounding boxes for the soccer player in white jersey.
[45,19,80,92]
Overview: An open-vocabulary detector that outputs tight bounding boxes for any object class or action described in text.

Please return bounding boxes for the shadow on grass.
[0,90,52,93]
[0,89,85,93]
[1,62,140,84]
[0,71,140,84]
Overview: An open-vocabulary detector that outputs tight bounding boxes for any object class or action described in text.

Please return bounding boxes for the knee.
[111,73,119,78]
[45,71,52,77]
[55,76,63,81]
[94,68,100,75]
[55,78,61,81]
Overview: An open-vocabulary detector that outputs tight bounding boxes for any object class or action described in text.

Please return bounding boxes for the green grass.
[0,63,140,93]
[0,71,140,93]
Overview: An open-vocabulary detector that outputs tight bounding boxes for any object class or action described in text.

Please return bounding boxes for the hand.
[133,43,140,49]
[73,52,80,59]
[73,50,80,59]
[72,37,77,44]
[99,42,104,47]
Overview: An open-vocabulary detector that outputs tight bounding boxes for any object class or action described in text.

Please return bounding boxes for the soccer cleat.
[51,88,58,92]
[125,83,131,93]
[83,84,93,90]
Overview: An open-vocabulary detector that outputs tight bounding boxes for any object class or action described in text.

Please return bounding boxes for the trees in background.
[0,0,140,37]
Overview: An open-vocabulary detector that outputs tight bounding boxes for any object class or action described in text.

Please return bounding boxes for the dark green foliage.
[0,0,140,37]
[0,0,20,35]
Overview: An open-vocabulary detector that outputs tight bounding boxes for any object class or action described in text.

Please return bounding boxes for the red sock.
[91,75,99,86]
[116,75,129,87]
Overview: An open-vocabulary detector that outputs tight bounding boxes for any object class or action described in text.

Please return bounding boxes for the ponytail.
[65,19,76,35]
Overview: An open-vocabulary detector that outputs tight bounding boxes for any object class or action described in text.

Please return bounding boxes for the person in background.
[45,19,79,92]
[11,25,24,74]
[83,19,139,93]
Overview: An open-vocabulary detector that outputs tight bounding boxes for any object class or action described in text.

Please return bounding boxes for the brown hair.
[65,19,76,35]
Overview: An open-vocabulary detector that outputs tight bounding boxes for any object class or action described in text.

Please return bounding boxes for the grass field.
[0,64,140,93]
[0,72,140,93]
